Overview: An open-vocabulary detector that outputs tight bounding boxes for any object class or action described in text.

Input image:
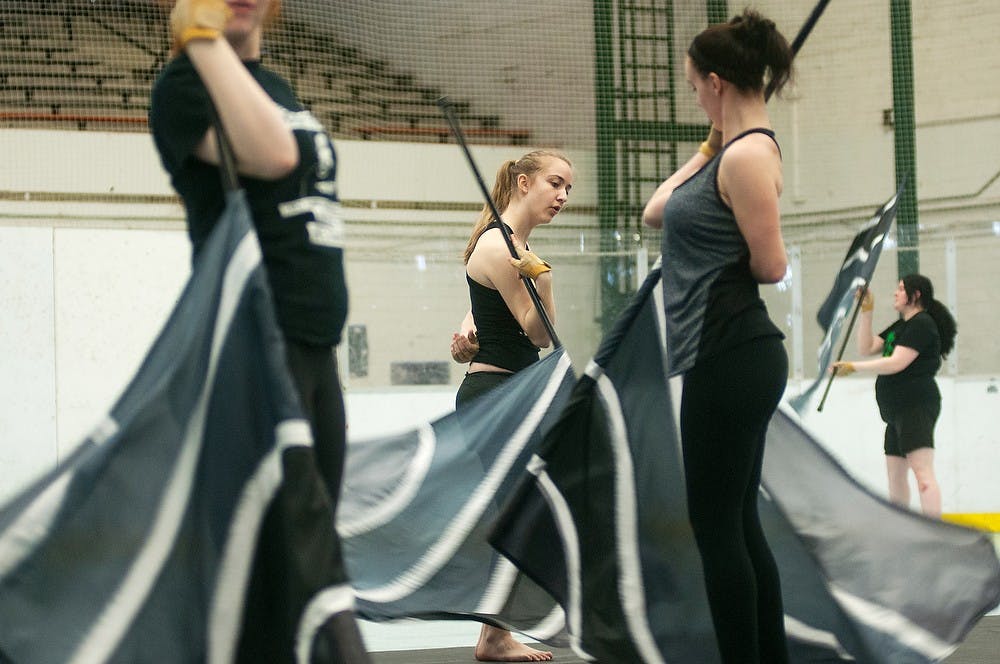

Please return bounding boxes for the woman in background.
[832,275,957,518]
[150,1,368,661]
[642,8,793,663]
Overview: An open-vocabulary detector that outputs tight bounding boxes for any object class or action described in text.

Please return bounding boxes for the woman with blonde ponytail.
[450,150,573,662]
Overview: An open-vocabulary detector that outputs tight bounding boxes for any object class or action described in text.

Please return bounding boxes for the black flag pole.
[816,280,872,412]
[437,97,562,350]
[818,177,906,411]
[765,0,831,101]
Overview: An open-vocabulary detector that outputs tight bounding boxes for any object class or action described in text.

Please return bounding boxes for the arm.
[451,311,479,363]
[468,231,556,348]
[184,40,298,179]
[169,0,297,180]
[718,138,787,283]
[856,291,884,356]
[832,345,920,376]
[642,126,720,228]
[642,152,711,228]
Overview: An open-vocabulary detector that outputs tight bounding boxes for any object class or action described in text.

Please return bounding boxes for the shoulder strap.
[206,103,240,192]
[723,127,780,157]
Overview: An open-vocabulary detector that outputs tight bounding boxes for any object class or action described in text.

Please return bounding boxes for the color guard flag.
[339,349,576,643]
[791,184,904,413]
[0,192,356,664]
[489,264,1000,662]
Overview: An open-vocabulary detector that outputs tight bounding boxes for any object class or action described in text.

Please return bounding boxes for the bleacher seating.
[0,2,531,145]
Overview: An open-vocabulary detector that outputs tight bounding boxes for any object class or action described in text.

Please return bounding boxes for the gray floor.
[370,616,1000,663]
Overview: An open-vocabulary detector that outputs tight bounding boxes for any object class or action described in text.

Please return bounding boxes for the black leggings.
[284,340,347,514]
[680,336,789,664]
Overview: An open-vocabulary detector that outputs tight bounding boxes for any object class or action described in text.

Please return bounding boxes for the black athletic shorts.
[883,402,940,457]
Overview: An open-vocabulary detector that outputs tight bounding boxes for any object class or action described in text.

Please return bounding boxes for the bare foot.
[474,624,553,661]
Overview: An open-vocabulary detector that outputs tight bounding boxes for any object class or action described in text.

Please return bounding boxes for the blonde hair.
[462,150,571,264]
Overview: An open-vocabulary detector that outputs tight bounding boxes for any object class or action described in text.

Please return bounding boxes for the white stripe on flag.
[594,373,668,664]
[68,231,262,664]
[337,422,436,538]
[830,585,958,661]
[475,556,520,615]
[295,583,357,664]
[530,461,596,662]
[208,418,313,664]
[527,604,568,643]
[784,614,855,660]
[356,353,572,604]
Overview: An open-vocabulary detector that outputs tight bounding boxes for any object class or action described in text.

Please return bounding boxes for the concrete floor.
[370,615,1000,663]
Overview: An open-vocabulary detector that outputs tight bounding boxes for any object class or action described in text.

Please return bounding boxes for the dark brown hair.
[688,8,793,95]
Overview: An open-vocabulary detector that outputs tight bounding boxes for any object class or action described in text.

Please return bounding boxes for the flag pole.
[816,282,872,412]
[437,97,561,350]
[769,0,832,100]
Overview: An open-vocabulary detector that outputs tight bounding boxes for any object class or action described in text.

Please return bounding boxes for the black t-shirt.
[875,311,942,416]
[149,54,347,346]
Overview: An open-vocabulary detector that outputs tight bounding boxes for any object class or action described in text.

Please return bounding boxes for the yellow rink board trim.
[942,513,1000,532]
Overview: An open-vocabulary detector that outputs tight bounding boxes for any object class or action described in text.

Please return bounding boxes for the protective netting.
[1,0,998,389]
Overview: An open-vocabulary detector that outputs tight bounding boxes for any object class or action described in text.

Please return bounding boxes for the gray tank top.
[660,128,784,376]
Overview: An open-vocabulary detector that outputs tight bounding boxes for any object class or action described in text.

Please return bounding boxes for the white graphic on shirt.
[274,105,342,245]
[278,197,345,249]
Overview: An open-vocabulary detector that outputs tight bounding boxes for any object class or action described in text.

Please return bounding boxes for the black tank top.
[467,222,540,372]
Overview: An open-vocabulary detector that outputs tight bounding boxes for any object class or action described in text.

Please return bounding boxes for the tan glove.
[509,248,552,280]
[171,0,232,51]
[830,361,856,377]
[698,125,723,158]
[858,287,874,313]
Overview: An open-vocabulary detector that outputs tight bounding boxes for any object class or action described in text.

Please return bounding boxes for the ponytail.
[462,150,571,264]
[688,8,793,95]
[901,274,957,358]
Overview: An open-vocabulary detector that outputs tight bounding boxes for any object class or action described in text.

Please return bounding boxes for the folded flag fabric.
[489,264,1000,662]
[340,349,576,643]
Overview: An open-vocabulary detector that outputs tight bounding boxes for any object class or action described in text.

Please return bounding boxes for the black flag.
[791,184,904,412]
[0,192,356,663]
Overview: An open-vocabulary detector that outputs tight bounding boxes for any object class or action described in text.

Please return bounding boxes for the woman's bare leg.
[906,448,941,518]
[885,455,911,508]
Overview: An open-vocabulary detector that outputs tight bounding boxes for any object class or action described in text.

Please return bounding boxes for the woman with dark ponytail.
[833,274,957,518]
[642,8,793,664]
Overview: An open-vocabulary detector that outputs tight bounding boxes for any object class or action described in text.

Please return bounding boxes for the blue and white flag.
[489,265,1000,662]
[340,349,576,643]
[0,192,357,664]
[791,184,903,413]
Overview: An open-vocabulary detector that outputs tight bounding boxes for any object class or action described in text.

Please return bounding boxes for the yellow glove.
[171,0,232,51]
[830,361,856,377]
[858,288,874,313]
[509,248,552,280]
[698,125,723,158]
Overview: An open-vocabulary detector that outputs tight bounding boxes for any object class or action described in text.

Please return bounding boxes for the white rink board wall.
[1,107,999,519]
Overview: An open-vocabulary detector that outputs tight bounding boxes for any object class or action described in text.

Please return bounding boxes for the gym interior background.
[1,0,997,517]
